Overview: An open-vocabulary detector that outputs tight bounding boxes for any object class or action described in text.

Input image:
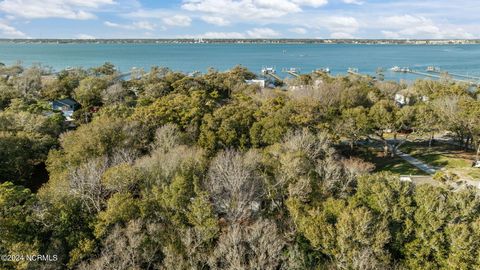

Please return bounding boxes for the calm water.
[1,43,480,81]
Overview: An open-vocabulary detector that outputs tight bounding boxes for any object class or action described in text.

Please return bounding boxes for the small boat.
[188,70,201,77]
[348,67,359,74]
[426,66,441,72]
[390,66,401,72]
[390,66,410,73]
[316,67,330,73]
[261,67,276,75]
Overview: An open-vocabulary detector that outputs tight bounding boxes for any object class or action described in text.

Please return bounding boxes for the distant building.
[245,79,266,88]
[394,93,410,106]
[51,98,80,121]
[395,91,429,106]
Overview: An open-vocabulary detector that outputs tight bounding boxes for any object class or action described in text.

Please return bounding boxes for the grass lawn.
[401,141,480,180]
[341,145,427,175]
[370,153,428,175]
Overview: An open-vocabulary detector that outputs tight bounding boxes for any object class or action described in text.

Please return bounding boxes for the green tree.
[0,182,39,270]
[199,98,257,154]
[337,106,371,150]
[73,76,108,108]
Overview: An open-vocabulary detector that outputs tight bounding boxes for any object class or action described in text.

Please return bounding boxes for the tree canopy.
[1,62,480,269]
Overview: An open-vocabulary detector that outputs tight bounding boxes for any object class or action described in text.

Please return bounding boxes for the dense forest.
[1,62,480,269]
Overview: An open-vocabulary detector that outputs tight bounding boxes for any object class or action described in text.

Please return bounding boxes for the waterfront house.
[245,79,266,88]
[394,93,410,106]
[51,98,80,121]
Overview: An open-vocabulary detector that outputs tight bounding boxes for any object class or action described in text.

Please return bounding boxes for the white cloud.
[0,22,27,38]
[76,33,95,39]
[380,30,400,39]
[124,9,167,19]
[254,0,300,12]
[289,27,307,34]
[180,0,330,23]
[124,9,191,28]
[330,32,354,38]
[185,27,280,39]
[201,31,246,38]
[300,16,360,37]
[382,15,430,29]
[0,0,115,20]
[162,15,191,27]
[2,0,478,39]
[314,16,359,33]
[342,0,363,5]
[104,21,121,27]
[391,26,473,39]
[201,16,230,26]
[104,20,155,30]
[292,0,328,8]
[132,21,155,30]
[246,27,280,38]
[380,14,474,39]
[181,0,301,20]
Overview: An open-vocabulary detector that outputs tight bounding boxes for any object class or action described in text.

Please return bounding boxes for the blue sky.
[0,0,478,39]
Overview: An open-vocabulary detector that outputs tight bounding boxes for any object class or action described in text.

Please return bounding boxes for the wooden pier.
[265,72,283,81]
[116,69,152,81]
[261,67,283,82]
[392,67,479,86]
[282,68,300,77]
[347,68,370,78]
[427,69,480,81]
[407,70,442,79]
[347,67,360,75]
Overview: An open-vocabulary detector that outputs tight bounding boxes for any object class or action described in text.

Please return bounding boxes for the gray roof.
[54,98,79,107]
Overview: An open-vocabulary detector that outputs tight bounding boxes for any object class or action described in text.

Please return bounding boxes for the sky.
[0,0,478,39]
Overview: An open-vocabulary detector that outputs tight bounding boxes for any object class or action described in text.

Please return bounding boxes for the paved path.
[356,140,437,174]
[396,150,437,175]
[356,140,480,190]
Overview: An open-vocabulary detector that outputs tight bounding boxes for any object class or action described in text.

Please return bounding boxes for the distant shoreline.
[0,39,479,45]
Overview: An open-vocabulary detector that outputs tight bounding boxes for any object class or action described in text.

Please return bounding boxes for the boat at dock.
[390,66,411,73]
[425,66,480,81]
[426,66,441,72]
[261,66,282,81]
[261,67,276,75]
[282,67,301,77]
[285,67,299,73]
[315,67,330,73]
[347,67,359,74]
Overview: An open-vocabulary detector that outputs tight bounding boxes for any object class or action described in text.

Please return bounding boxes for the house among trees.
[245,79,266,88]
[51,98,80,121]
[394,93,410,106]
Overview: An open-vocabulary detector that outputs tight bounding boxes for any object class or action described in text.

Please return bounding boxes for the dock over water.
[392,66,480,86]
[347,68,372,78]
[426,68,480,81]
[282,68,300,78]
[261,67,283,82]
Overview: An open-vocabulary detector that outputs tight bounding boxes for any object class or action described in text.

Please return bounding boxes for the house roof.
[54,98,79,107]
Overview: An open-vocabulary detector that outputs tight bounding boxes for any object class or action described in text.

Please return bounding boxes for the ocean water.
[1,43,480,82]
